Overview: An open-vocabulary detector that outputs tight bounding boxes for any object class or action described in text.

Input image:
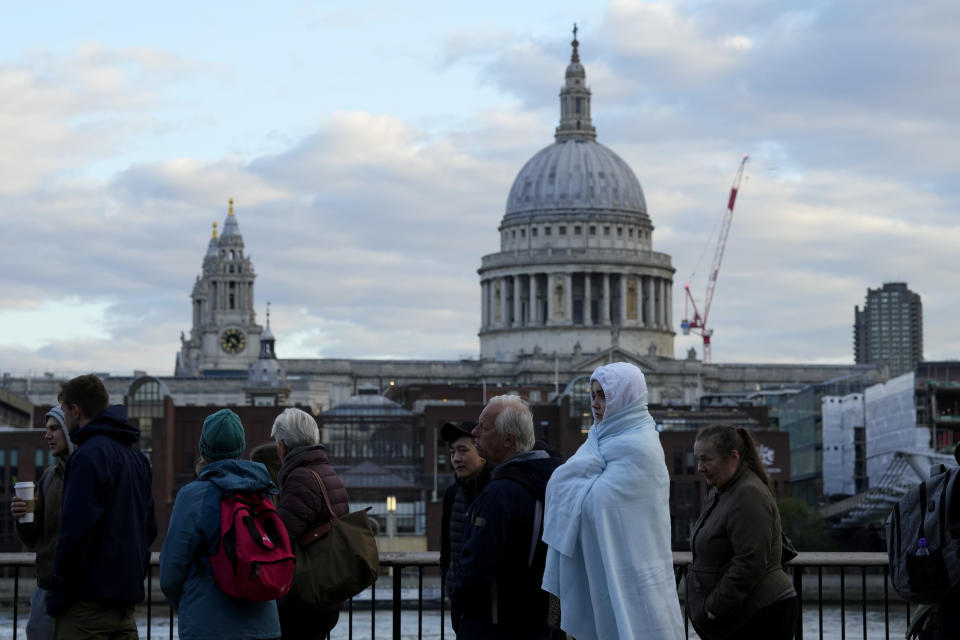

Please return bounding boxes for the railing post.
[393,566,402,640]
[793,564,803,640]
[147,565,152,640]
[13,565,20,640]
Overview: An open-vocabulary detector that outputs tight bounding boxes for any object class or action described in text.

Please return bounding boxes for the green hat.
[200,409,246,461]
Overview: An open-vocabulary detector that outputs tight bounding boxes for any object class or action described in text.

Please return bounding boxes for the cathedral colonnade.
[480,272,672,331]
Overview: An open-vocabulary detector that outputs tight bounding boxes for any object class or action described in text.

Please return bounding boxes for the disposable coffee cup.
[14,482,35,523]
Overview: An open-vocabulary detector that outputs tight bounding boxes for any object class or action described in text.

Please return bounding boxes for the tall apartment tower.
[853,282,923,376]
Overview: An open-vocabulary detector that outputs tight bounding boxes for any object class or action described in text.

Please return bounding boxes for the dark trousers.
[738,596,799,640]
[53,600,137,640]
[277,596,340,640]
[934,590,960,640]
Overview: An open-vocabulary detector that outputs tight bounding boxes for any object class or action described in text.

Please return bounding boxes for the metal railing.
[2,551,914,640]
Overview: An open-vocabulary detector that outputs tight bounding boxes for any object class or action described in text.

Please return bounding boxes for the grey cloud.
[4,4,960,374]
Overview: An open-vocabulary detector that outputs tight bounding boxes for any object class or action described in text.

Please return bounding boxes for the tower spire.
[571,23,580,63]
[211,221,218,239]
[555,26,596,141]
[260,302,276,356]
[221,197,242,238]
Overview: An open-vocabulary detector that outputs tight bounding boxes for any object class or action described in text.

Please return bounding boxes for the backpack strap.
[528,496,544,569]
[918,481,928,543]
[489,474,545,570]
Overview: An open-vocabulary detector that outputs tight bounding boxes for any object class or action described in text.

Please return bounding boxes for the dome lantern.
[555,24,596,142]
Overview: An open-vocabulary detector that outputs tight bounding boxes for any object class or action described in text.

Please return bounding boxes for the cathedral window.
[545,227,552,236]
[629,228,634,237]
[589,226,596,235]
[230,250,235,260]
[575,97,582,114]
[229,265,235,273]
[511,230,516,239]
[604,226,610,236]
[559,226,566,235]
[521,229,526,238]
[532,227,538,237]
[574,226,582,235]
[617,227,623,237]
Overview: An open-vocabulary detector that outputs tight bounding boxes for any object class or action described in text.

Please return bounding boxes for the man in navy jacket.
[451,396,561,640]
[48,374,157,640]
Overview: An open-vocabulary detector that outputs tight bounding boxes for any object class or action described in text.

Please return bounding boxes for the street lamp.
[386,495,397,539]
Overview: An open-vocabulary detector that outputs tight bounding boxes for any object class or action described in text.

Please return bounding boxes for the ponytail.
[695,424,770,488]
[735,427,770,487]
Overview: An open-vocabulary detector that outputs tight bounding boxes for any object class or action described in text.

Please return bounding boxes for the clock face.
[220,328,246,354]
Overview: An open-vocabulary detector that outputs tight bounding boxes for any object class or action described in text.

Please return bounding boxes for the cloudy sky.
[2,0,958,376]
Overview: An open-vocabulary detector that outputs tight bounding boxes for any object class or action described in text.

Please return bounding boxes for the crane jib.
[727,187,738,211]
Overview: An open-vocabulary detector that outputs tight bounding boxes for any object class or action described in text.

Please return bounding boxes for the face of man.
[61,402,81,433]
[45,417,68,458]
[449,436,484,480]
[472,403,516,467]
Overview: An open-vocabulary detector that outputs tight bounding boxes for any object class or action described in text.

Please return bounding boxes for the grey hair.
[486,395,535,453]
[271,407,320,448]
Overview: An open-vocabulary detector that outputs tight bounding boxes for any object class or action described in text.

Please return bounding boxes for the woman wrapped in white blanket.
[541,362,684,640]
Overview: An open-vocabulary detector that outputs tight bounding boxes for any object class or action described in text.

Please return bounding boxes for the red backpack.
[208,491,295,601]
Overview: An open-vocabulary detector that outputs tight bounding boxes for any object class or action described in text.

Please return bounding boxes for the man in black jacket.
[49,374,157,640]
[439,420,492,631]
[451,397,562,640]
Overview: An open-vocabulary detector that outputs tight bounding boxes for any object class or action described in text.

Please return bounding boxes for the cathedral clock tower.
[176,200,263,376]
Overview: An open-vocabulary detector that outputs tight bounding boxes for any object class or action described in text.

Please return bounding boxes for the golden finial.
[228,198,235,216]
[212,221,218,239]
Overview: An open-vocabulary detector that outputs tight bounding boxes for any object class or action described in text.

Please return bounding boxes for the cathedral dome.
[478,29,675,364]
[504,139,647,219]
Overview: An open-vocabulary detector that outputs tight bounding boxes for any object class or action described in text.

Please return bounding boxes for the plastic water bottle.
[917,537,931,556]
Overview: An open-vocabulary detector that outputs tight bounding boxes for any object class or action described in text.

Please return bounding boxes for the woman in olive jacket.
[687,425,797,640]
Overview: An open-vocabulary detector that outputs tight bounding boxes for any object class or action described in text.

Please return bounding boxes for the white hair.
[271,407,320,448]
[486,395,535,453]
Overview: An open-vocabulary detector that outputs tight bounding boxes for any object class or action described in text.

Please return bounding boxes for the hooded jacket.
[16,407,76,588]
[452,451,562,640]
[48,405,157,615]
[160,459,281,640]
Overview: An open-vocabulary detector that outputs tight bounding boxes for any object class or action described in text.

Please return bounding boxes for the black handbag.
[289,469,380,607]
[780,531,798,565]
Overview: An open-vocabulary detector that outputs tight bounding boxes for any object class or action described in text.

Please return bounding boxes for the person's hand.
[10,496,28,519]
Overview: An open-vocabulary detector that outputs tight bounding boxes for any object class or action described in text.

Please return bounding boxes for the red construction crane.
[680,155,749,363]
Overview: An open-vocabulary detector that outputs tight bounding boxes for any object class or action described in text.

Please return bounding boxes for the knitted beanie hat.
[199,409,246,461]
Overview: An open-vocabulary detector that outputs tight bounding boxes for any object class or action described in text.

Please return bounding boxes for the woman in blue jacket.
[160,409,281,640]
